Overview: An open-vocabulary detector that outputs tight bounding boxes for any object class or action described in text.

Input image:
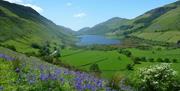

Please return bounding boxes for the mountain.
[81,1,180,43]
[78,17,130,35]
[0,0,75,53]
[130,0,180,43]
[77,27,90,35]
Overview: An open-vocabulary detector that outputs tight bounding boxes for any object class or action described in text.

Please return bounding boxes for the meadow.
[60,48,180,79]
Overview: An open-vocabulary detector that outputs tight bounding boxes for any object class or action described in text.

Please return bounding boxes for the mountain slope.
[0,0,75,53]
[80,1,180,43]
[78,17,130,35]
[131,1,180,43]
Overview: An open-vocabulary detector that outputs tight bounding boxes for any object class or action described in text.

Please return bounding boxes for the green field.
[60,48,180,79]
[132,31,180,43]
[61,49,132,79]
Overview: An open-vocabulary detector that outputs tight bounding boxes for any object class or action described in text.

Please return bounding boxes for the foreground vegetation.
[1,47,179,91]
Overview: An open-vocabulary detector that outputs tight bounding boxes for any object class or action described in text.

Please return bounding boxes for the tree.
[138,63,177,91]
[177,40,180,45]
[126,64,134,70]
[31,43,41,49]
[157,58,163,62]
[148,58,154,62]
[140,57,146,62]
[164,58,170,63]
[39,42,50,56]
[133,57,141,64]
[172,59,178,63]
[89,64,101,73]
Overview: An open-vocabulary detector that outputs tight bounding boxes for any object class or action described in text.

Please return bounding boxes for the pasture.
[60,48,180,79]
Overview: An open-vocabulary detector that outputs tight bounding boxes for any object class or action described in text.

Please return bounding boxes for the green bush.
[89,64,101,77]
[164,58,171,63]
[138,63,177,91]
[12,59,21,73]
[109,74,124,90]
[133,57,141,64]
[5,45,16,51]
[157,58,163,62]
[42,56,54,63]
[172,59,178,63]
[126,64,134,70]
[118,49,132,57]
[31,43,41,49]
[148,58,154,62]
[140,57,147,62]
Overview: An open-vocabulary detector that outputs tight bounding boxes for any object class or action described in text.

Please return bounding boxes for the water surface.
[76,35,120,45]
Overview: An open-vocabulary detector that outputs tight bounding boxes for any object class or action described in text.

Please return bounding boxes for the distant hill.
[77,27,90,35]
[0,0,75,53]
[78,17,130,35]
[81,1,180,43]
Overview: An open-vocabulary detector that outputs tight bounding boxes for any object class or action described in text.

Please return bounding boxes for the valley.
[0,0,180,91]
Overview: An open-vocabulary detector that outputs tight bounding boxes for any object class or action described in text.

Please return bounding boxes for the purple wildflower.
[0,54,14,61]
[0,86,3,91]
[15,68,20,73]
[40,74,48,81]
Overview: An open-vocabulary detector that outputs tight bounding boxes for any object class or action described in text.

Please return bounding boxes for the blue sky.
[5,0,177,31]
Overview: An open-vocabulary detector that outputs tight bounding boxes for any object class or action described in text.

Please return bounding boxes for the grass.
[61,49,132,79]
[61,48,180,79]
[132,31,180,43]
[0,47,109,91]
[125,48,180,79]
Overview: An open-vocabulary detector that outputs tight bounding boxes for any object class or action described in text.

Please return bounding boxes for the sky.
[4,0,178,31]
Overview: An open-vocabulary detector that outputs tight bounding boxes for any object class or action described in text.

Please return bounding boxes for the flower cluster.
[138,63,177,91]
[0,53,14,61]
[0,53,110,91]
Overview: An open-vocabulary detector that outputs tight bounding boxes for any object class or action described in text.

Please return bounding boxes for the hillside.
[78,17,130,35]
[80,1,180,43]
[0,0,75,53]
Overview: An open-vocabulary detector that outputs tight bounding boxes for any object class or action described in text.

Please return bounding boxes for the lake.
[76,35,120,45]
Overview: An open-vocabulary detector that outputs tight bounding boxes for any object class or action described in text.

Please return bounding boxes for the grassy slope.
[0,47,106,91]
[78,17,130,35]
[132,4,180,43]
[0,1,75,53]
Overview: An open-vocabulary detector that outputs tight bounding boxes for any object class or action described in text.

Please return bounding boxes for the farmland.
[60,48,180,79]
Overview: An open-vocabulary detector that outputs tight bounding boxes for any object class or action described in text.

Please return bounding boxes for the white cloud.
[24,4,43,12]
[66,2,72,6]
[4,0,23,3]
[73,13,87,18]
[4,0,43,13]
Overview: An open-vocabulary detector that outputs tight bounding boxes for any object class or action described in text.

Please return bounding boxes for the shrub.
[31,43,41,49]
[157,58,163,62]
[140,57,146,62]
[148,58,154,62]
[125,51,132,57]
[133,57,141,64]
[172,59,178,63]
[164,58,171,63]
[12,59,21,73]
[138,63,177,91]
[39,45,50,56]
[126,64,134,70]
[90,64,101,72]
[25,52,37,57]
[118,49,132,57]
[109,73,124,89]
[42,56,54,63]
[5,45,16,51]
[89,64,101,77]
